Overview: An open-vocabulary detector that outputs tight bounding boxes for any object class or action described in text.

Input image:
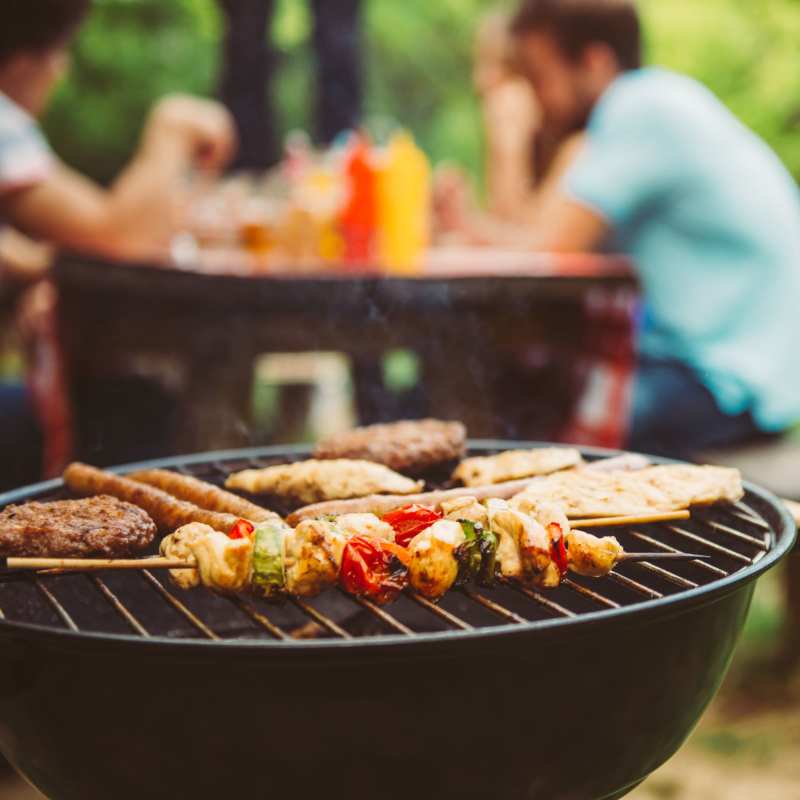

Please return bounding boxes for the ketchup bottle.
[338,134,377,269]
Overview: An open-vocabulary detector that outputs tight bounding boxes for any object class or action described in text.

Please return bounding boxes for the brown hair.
[511,0,641,71]
[0,0,92,63]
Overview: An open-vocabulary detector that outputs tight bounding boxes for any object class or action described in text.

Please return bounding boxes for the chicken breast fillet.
[225,460,423,505]
[453,448,583,487]
[511,465,743,518]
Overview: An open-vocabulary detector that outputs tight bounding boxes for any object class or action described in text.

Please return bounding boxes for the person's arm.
[0,227,52,285]
[0,95,236,261]
[435,133,608,251]
[482,80,539,221]
[450,192,609,252]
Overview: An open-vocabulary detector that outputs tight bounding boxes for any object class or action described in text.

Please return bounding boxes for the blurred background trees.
[44,0,800,184]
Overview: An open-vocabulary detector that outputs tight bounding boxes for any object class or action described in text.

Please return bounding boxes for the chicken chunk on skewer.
[485,498,553,587]
[440,495,489,527]
[284,513,396,597]
[565,530,624,577]
[407,520,466,600]
[160,522,252,593]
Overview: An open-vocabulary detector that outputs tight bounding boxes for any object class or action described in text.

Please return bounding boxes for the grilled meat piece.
[313,419,467,474]
[286,454,652,524]
[64,463,243,534]
[128,469,280,524]
[511,465,744,518]
[160,523,251,593]
[566,531,624,577]
[406,520,466,600]
[441,495,489,527]
[453,447,583,487]
[0,495,156,557]
[225,459,423,505]
[160,522,209,588]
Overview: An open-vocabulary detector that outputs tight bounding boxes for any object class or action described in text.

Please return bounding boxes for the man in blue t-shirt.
[509,0,800,457]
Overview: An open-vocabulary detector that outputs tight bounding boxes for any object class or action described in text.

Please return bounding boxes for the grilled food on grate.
[225,459,424,505]
[313,419,467,474]
[160,496,625,602]
[0,496,156,557]
[452,447,584,487]
[64,463,245,534]
[511,465,744,519]
[290,462,742,522]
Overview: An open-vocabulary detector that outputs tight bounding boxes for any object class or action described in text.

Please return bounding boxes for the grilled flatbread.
[225,459,424,505]
[453,447,584,487]
[511,465,743,518]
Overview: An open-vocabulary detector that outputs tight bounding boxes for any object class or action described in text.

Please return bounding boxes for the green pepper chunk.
[477,528,498,588]
[252,521,288,599]
[455,520,484,585]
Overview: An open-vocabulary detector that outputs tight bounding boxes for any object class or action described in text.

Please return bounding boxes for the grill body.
[0,443,793,800]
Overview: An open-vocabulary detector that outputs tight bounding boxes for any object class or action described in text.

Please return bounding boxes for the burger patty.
[313,419,467,474]
[0,495,157,558]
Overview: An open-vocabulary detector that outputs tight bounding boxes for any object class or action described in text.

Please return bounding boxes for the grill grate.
[0,447,781,644]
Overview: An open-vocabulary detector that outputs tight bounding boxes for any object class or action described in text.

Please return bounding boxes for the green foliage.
[41,0,800,183]
[44,0,222,182]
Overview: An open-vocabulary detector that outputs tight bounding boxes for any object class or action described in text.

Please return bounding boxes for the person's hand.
[432,165,478,238]
[143,94,238,173]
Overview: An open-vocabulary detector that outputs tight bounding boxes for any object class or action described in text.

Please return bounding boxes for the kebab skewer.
[153,499,702,604]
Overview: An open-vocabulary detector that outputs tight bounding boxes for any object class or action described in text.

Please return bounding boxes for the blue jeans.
[628,358,765,459]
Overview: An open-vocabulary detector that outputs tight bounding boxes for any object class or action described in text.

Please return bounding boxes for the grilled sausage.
[286,479,536,525]
[63,463,243,534]
[128,469,280,524]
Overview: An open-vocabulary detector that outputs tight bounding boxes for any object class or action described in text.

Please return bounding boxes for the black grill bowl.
[0,443,793,800]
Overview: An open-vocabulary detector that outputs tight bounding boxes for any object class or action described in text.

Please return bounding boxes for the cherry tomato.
[340,536,408,603]
[382,504,442,548]
[229,519,255,540]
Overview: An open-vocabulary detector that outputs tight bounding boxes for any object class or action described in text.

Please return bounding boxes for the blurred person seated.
[0,0,237,485]
[0,0,236,263]
[435,9,583,244]
[499,0,800,458]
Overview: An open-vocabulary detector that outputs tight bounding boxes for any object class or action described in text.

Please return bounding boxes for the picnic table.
[52,248,638,463]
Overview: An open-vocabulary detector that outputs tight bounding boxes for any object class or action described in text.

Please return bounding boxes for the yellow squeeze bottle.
[376,131,431,274]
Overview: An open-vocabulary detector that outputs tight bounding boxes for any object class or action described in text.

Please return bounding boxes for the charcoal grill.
[0,442,793,800]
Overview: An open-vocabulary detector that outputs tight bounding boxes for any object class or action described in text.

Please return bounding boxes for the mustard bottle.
[376,131,431,274]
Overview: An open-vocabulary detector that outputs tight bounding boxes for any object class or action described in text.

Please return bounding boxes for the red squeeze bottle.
[339,136,377,268]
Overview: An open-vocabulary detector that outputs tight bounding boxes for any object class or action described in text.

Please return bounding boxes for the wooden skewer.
[571,510,690,528]
[3,557,194,572]
[618,552,710,563]
[0,511,695,575]
[1,549,708,579]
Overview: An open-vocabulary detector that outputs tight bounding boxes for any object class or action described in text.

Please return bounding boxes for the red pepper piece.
[229,519,255,540]
[382,504,443,548]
